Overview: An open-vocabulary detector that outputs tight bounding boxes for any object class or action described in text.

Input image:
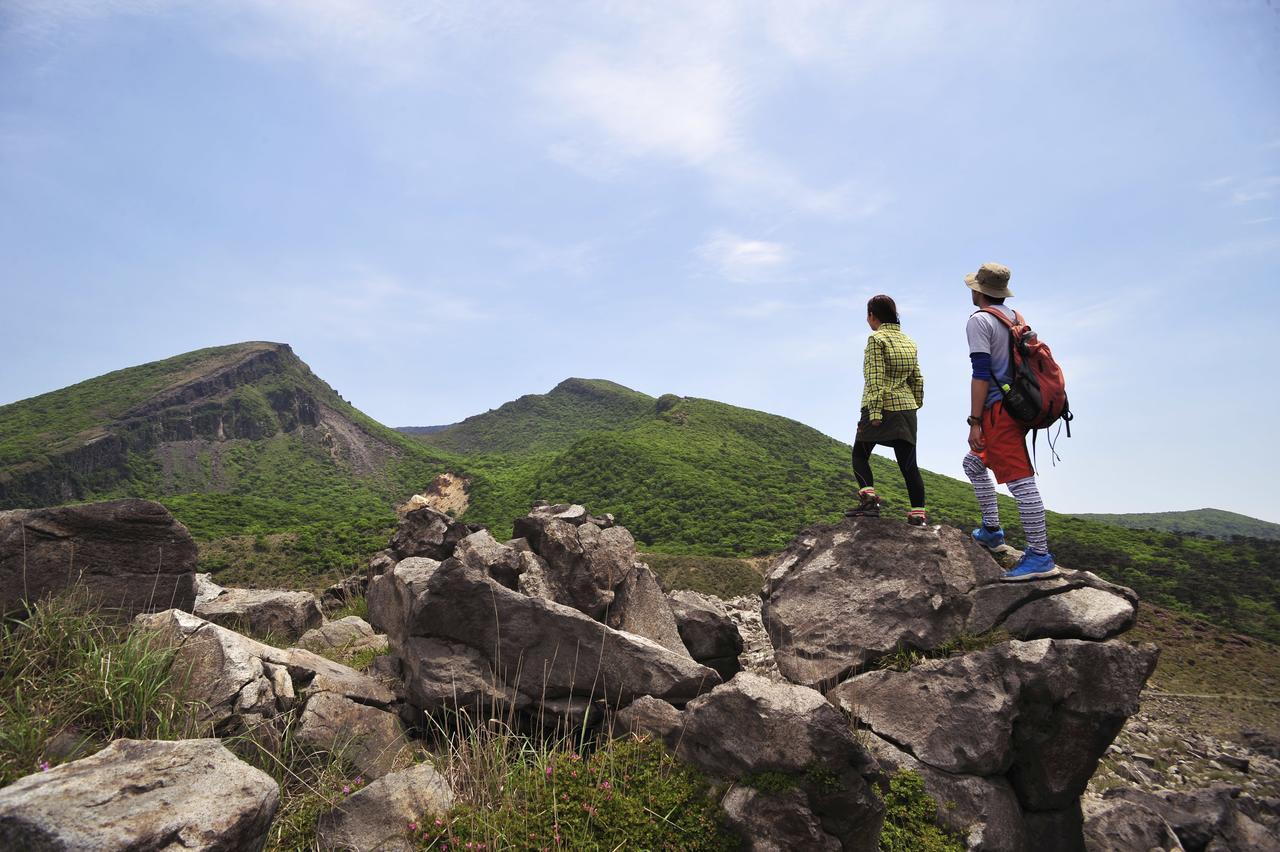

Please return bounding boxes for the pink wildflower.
[599,780,611,790]
[408,822,418,831]
[342,785,351,794]
[354,776,364,786]
[38,761,51,772]
[434,818,444,826]
[545,765,553,777]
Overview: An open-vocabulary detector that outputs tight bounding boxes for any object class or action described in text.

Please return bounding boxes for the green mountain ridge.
[2,347,1277,643]
[1073,508,1280,542]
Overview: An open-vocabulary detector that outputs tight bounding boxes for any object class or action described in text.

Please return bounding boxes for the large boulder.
[298,616,388,658]
[667,590,744,679]
[399,635,527,718]
[0,498,198,617]
[606,562,689,657]
[761,518,999,688]
[675,673,884,852]
[194,575,323,643]
[829,639,1158,815]
[1104,785,1280,852]
[762,517,1140,688]
[1082,794,1184,851]
[412,551,720,706]
[367,557,441,647]
[513,506,638,619]
[0,738,278,851]
[721,786,840,852]
[316,762,453,852]
[296,691,409,780]
[388,505,474,561]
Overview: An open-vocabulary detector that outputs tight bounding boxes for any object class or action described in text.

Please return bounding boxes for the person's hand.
[968,423,985,452]
[870,419,882,427]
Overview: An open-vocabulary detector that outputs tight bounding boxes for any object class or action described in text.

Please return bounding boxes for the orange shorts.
[978,401,1033,484]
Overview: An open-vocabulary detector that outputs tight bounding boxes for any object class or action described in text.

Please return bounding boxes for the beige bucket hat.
[964,262,1014,299]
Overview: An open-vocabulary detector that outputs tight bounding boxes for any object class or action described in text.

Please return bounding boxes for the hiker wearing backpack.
[846,294,928,526]
[962,262,1070,581]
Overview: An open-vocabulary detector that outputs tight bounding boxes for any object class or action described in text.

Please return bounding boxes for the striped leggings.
[962,452,1049,555]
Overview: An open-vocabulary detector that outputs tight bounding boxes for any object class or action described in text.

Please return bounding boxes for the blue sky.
[2,1,1278,522]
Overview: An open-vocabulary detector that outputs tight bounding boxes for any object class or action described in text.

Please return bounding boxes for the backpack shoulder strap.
[978,306,1018,329]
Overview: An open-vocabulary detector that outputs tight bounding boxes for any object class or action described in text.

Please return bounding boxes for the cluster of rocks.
[0,496,1266,852]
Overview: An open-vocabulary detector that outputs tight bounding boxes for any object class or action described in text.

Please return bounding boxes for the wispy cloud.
[730,300,788,319]
[699,231,788,282]
[1201,174,1280,205]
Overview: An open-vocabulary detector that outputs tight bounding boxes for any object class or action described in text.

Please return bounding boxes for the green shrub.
[878,769,965,852]
[422,737,737,850]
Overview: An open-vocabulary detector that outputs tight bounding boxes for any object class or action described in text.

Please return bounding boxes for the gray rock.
[828,639,1158,811]
[513,509,637,619]
[367,557,441,647]
[195,583,323,643]
[668,589,744,680]
[412,549,720,706]
[400,635,526,717]
[0,498,198,617]
[298,616,387,657]
[606,562,689,656]
[321,573,367,612]
[516,550,554,600]
[761,518,999,688]
[1083,794,1185,851]
[0,738,278,851]
[388,505,471,561]
[452,528,525,590]
[676,673,884,851]
[531,696,604,735]
[612,696,683,746]
[997,584,1137,641]
[1023,801,1085,852]
[1107,785,1245,852]
[296,691,408,780]
[721,786,840,851]
[867,733,1026,852]
[316,762,453,852]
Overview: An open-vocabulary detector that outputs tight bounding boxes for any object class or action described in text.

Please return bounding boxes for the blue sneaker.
[972,526,1006,550]
[1001,551,1061,582]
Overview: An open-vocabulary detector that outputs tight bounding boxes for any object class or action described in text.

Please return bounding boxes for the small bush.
[421,735,737,850]
[878,769,965,852]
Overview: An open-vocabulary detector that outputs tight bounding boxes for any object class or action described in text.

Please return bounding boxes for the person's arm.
[968,375,987,451]
[966,315,995,451]
[912,361,924,409]
[861,336,885,424]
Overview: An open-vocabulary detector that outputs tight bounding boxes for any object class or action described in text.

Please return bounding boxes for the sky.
[2,1,1278,522]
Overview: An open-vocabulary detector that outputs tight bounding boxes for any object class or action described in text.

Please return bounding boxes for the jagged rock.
[1104,785,1279,852]
[367,557,441,647]
[298,616,388,657]
[761,518,999,688]
[606,562,689,656]
[969,572,1137,640]
[516,549,554,600]
[675,673,884,851]
[134,609,394,736]
[194,577,323,643]
[399,636,526,716]
[0,738,278,851]
[828,639,1158,812]
[412,549,720,706]
[512,507,636,618]
[452,528,526,590]
[721,786,840,851]
[0,498,198,617]
[367,549,397,578]
[388,505,472,561]
[867,733,1026,852]
[316,762,453,852]
[612,696,683,746]
[1082,794,1185,851]
[321,573,367,612]
[762,517,1141,688]
[668,590,744,680]
[296,691,408,780]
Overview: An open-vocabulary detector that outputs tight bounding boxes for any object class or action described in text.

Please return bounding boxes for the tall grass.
[0,591,205,786]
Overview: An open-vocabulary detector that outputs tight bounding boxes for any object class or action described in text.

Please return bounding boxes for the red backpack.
[980,307,1073,455]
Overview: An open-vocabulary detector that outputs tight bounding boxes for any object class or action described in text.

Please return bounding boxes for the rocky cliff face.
[0,343,403,508]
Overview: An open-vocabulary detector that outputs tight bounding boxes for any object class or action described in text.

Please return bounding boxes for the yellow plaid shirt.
[860,323,924,421]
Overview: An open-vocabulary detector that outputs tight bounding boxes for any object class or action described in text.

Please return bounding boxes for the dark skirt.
[856,407,918,446]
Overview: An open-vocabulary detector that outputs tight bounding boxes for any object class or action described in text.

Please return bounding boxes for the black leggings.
[852,440,926,509]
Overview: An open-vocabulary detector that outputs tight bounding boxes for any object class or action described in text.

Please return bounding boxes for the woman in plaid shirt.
[847,295,927,525]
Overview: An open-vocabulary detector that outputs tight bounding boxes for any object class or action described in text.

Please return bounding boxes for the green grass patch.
[878,769,966,852]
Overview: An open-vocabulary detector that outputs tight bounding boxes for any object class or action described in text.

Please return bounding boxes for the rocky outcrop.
[387,505,476,562]
[762,516,1139,689]
[666,673,885,851]
[296,691,408,780]
[379,541,719,715]
[1102,785,1280,852]
[298,616,388,659]
[829,638,1158,846]
[1082,794,1185,851]
[135,609,396,751]
[194,574,323,643]
[0,738,278,851]
[0,498,198,616]
[315,762,453,852]
[722,786,840,851]
[668,590,744,680]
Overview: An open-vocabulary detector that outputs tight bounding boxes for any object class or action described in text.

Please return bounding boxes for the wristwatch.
[966,416,982,426]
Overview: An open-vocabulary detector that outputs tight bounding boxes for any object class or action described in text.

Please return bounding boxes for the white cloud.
[731,300,788,319]
[699,231,788,282]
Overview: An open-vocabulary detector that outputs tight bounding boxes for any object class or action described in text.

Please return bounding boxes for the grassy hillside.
[414,380,1280,644]
[1074,508,1280,542]
[0,343,462,583]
